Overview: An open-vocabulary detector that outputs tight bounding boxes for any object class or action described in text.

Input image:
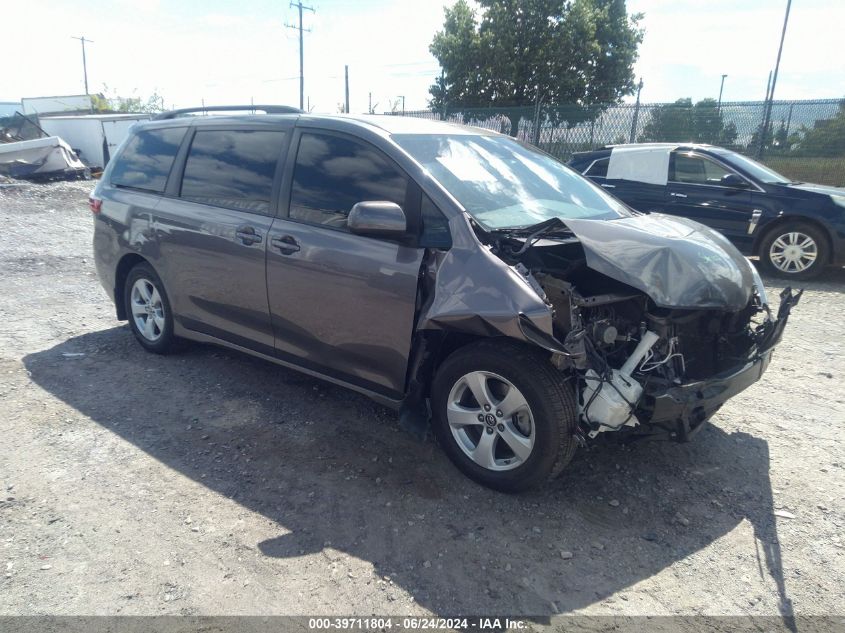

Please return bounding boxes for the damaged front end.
[452,213,801,443]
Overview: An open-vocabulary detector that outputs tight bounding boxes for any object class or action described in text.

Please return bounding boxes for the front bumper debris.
[640,287,802,441]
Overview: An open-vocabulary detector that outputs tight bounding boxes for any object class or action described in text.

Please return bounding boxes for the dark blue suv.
[569,144,845,279]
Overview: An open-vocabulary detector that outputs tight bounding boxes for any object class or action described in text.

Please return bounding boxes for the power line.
[285,1,314,110]
[71,36,94,95]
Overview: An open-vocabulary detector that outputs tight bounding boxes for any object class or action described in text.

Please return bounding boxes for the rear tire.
[124,262,180,355]
[759,222,829,280]
[431,340,577,492]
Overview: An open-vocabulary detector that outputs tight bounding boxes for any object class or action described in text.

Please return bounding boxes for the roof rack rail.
[152,105,302,120]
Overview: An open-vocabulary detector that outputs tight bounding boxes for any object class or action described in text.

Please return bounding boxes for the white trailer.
[21,95,93,115]
[37,113,150,169]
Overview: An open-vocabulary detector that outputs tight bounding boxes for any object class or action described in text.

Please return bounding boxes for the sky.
[2,0,843,113]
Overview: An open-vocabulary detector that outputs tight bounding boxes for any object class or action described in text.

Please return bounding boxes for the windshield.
[712,149,791,184]
[393,134,630,229]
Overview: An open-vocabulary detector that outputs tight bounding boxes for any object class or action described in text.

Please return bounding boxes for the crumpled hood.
[563,213,754,311]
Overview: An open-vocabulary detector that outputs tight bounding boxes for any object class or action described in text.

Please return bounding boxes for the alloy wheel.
[446,371,535,472]
[130,278,166,342]
[768,231,818,274]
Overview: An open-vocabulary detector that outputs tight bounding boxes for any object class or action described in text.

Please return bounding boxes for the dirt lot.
[1,180,843,623]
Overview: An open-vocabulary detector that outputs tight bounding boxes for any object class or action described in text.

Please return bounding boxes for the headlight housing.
[747,258,770,314]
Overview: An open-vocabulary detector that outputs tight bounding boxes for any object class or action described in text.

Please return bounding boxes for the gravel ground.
[0,180,843,623]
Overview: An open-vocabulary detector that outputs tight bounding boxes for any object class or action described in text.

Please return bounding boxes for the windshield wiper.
[493,217,573,255]
[493,217,571,237]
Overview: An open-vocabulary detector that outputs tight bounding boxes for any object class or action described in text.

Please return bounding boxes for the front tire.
[431,341,577,492]
[759,222,829,280]
[124,262,179,354]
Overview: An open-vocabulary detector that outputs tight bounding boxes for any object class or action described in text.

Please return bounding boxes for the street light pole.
[71,36,93,94]
[717,74,728,113]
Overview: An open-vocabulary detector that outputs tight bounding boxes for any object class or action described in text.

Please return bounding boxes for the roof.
[39,113,151,121]
[334,114,493,136]
[137,110,495,137]
[605,142,717,151]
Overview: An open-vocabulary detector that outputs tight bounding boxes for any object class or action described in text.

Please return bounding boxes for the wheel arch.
[408,330,553,401]
[752,214,834,260]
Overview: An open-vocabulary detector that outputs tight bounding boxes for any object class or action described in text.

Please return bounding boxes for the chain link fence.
[391,99,845,186]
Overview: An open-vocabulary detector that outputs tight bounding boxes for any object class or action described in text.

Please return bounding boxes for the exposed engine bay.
[480,214,802,442]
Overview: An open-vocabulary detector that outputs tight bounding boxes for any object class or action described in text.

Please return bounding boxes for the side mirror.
[348,201,407,238]
[721,173,750,189]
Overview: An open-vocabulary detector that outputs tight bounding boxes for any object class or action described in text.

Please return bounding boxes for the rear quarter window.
[110,127,186,193]
[584,157,609,178]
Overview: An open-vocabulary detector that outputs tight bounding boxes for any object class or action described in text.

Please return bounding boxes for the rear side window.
[110,127,186,192]
[290,132,407,229]
[584,157,609,178]
[180,129,286,214]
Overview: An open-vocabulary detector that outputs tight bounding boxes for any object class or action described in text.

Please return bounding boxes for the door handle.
[271,235,301,254]
[670,192,688,198]
[235,226,263,245]
[601,183,616,189]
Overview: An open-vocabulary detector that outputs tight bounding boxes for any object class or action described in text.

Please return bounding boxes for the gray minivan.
[91,106,799,492]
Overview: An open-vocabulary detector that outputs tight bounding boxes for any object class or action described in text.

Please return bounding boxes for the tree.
[429,0,643,135]
[749,122,774,155]
[639,98,738,145]
[639,98,693,142]
[92,84,165,114]
[794,99,845,157]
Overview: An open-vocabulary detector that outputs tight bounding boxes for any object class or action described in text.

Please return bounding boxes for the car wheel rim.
[130,278,165,342]
[769,231,818,273]
[446,371,535,472]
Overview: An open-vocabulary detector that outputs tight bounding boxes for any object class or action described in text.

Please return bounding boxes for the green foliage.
[639,98,738,146]
[794,99,845,157]
[92,84,166,114]
[429,0,643,134]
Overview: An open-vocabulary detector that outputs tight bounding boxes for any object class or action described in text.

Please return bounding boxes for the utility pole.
[439,70,446,120]
[398,95,405,115]
[759,0,792,159]
[717,74,728,113]
[344,65,350,113]
[757,70,773,159]
[286,1,314,110]
[629,78,643,143]
[71,36,93,94]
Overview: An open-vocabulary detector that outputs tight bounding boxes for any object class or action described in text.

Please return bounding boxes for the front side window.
[290,133,407,229]
[394,134,629,230]
[110,127,186,193]
[420,195,452,249]
[180,129,286,214]
[671,153,737,185]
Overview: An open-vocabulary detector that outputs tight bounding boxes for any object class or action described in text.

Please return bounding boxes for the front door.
[665,151,758,250]
[154,126,290,355]
[266,130,424,399]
